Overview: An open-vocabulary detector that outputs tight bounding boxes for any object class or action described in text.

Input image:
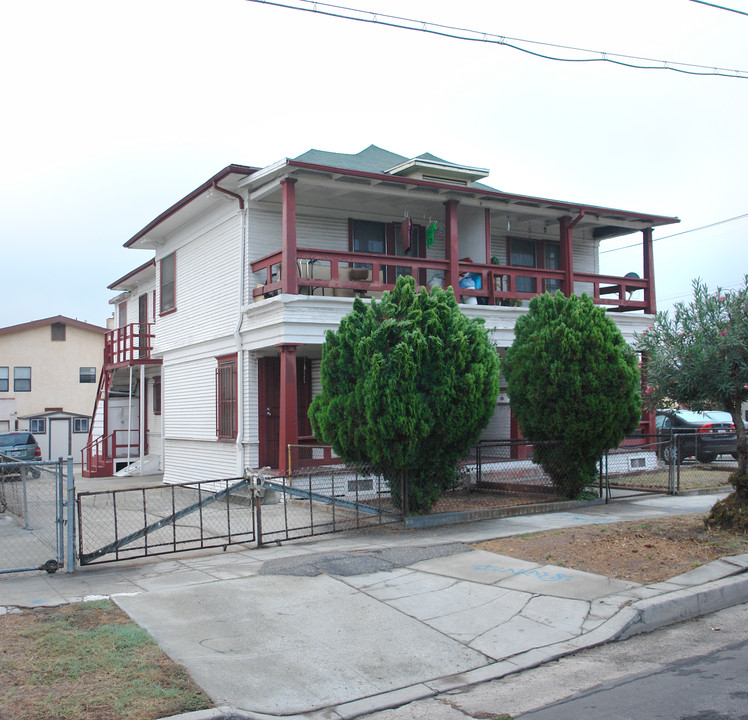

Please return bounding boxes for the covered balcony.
[246,167,669,314]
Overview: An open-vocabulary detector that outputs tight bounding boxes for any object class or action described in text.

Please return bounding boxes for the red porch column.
[444,199,460,299]
[559,215,574,297]
[278,344,299,474]
[281,178,298,295]
[484,208,492,263]
[642,227,656,314]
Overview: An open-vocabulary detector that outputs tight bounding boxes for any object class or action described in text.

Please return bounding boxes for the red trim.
[484,208,491,264]
[211,180,244,209]
[0,315,108,336]
[159,252,177,315]
[642,227,656,314]
[281,178,297,295]
[287,159,679,228]
[278,345,299,474]
[215,353,238,440]
[559,216,574,296]
[444,200,460,297]
[124,165,258,247]
[107,259,156,290]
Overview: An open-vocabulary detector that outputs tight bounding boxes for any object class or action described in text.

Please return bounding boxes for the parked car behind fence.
[0,432,42,479]
[655,409,737,464]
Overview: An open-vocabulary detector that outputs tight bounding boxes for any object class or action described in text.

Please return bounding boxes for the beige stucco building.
[0,316,107,460]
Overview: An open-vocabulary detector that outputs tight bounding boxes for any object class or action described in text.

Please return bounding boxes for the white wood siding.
[156,214,242,354]
[163,440,237,484]
[297,214,348,252]
[163,358,216,441]
[244,351,259,469]
[480,396,511,442]
[249,206,282,290]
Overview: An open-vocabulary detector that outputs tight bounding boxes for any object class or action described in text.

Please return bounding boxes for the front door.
[258,356,313,469]
[50,418,70,460]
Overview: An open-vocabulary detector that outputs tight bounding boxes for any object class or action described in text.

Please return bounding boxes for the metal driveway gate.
[1,458,69,575]
[76,477,256,565]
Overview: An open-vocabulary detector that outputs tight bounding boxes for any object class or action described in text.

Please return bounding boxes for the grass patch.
[0,600,211,720]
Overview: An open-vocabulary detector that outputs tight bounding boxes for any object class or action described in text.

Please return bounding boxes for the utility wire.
[690,0,748,17]
[245,0,748,79]
[599,212,748,254]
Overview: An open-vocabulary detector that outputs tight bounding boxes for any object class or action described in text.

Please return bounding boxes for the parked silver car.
[0,432,42,478]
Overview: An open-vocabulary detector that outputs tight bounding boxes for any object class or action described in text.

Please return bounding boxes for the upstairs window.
[509,238,537,294]
[51,323,66,341]
[160,252,176,314]
[351,220,386,255]
[216,355,237,440]
[14,367,31,392]
[0,367,7,392]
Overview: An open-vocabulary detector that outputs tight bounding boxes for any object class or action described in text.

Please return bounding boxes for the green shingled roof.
[293,145,496,190]
[295,145,454,174]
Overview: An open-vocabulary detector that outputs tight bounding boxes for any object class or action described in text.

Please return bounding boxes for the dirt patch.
[0,600,211,720]
[473,514,748,585]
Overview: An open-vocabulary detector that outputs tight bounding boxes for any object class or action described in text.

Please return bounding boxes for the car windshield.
[0,433,32,446]
[672,411,711,423]
[704,411,733,423]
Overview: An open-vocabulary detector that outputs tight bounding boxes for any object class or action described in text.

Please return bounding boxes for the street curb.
[619,571,748,639]
[157,559,748,720]
[404,497,606,529]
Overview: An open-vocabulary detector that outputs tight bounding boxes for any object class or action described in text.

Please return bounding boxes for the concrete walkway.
[2,492,747,720]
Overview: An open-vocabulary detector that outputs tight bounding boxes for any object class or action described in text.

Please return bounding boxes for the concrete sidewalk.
[2,492,747,720]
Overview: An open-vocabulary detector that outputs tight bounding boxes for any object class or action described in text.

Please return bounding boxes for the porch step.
[114,454,162,477]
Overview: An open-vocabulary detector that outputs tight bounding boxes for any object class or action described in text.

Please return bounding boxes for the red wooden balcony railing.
[104,323,156,366]
[251,249,651,312]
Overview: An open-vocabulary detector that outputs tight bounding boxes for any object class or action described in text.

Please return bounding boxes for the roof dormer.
[385,153,489,186]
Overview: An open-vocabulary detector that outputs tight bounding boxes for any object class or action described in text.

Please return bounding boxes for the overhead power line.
[599,212,748,254]
[690,1,748,17]
[245,0,748,79]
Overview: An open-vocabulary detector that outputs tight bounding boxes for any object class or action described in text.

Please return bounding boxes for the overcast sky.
[1,0,746,329]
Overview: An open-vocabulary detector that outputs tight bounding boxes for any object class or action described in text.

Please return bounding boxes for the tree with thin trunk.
[309,275,501,514]
[636,277,748,529]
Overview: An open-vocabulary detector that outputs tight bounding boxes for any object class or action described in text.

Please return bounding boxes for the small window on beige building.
[51,323,66,341]
[79,367,97,384]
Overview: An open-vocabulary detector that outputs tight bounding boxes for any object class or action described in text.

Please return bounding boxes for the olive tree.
[309,275,501,513]
[637,277,748,528]
[503,292,641,498]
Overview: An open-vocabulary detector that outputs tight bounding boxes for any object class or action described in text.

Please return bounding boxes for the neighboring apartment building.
[88,145,679,481]
[0,316,108,460]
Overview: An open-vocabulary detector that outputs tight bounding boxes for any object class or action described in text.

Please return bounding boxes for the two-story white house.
[85,145,678,481]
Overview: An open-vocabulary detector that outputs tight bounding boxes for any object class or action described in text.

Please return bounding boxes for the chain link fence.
[76,478,256,565]
[1,458,66,574]
[256,466,400,545]
[286,437,737,522]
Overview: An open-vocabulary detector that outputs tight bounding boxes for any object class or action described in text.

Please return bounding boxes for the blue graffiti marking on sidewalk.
[473,565,574,582]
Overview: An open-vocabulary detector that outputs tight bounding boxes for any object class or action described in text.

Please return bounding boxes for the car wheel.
[696,452,716,464]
